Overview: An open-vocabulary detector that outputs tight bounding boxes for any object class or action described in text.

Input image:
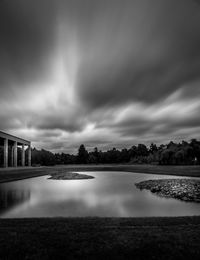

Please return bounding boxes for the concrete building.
[0,131,31,168]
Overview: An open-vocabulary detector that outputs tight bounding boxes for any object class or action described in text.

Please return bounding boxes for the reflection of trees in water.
[0,188,31,214]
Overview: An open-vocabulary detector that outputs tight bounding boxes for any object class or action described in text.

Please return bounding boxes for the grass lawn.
[0,217,200,260]
[0,164,200,183]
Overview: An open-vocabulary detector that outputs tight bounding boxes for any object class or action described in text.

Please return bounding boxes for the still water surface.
[0,171,199,218]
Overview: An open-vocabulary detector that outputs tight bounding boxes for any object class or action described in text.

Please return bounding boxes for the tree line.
[1,139,200,166]
[30,139,200,166]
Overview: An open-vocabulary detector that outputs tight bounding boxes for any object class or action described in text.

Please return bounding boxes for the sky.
[0,0,200,154]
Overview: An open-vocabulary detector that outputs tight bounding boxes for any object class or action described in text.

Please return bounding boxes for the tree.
[120,148,130,162]
[31,148,56,166]
[150,143,158,154]
[190,139,200,164]
[129,145,138,159]
[137,144,149,156]
[93,147,99,163]
[77,144,88,164]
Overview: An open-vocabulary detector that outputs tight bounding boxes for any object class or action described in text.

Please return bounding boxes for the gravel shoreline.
[135,179,200,203]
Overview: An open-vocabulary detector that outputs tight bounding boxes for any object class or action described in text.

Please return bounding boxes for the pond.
[0,171,199,218]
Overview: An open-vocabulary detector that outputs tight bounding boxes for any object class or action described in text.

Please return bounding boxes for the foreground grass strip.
[0,217,200,259]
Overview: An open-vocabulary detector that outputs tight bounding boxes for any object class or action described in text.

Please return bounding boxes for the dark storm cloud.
[0,0,57,95]
[26,112,87,133]
[0,0,200,152]
[76,0,200,108]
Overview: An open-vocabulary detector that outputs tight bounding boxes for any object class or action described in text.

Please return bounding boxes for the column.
[28,145,31,167]
[21,144,25,167]
[3,138,8,168]
[14,141,17,167]
[11,146,14,167]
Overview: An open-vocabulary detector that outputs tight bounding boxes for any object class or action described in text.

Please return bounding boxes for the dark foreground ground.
[0,217,200,260]
[0,164,200,183]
